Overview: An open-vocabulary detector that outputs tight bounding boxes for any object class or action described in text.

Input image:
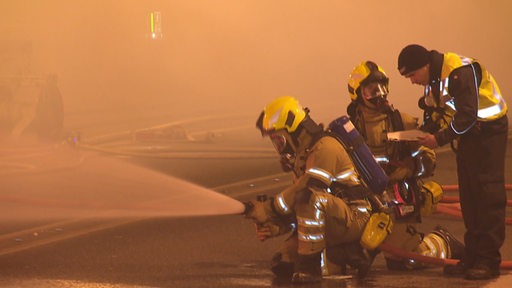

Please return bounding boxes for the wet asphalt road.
[0,129,511,288]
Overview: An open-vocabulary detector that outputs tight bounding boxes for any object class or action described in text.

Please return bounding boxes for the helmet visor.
[361,82,389,100]
[270,133,287,153]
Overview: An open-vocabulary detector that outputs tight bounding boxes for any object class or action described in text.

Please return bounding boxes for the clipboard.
[387,129,428,141]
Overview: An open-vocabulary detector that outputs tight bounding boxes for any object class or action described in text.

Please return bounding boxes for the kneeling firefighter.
[346,61,465,269]
[245,96,374,284]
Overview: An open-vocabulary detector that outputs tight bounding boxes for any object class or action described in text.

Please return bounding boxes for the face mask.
[269,131,296,172]
[368,97,392,113]
[361,82,389,100]
[269,131,295,155]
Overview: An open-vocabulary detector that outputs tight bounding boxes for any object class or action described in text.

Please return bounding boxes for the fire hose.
[438,184,512,224]
[378,183,512,269]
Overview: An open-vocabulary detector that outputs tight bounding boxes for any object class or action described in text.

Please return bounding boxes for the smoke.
[1,0,510,133]
[0,1,510,220]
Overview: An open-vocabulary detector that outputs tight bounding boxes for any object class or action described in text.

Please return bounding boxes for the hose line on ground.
[379,183,512,269]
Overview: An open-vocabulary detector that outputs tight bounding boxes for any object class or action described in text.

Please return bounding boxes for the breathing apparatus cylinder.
[328,116,389,195]
[329,116,392,250]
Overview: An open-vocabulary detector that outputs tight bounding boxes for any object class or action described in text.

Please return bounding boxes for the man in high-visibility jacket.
[398,44,508,280]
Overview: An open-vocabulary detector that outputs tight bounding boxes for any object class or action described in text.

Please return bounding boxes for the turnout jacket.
[272,135,362,217]
[260,131,370,253]
[349,104,436,181]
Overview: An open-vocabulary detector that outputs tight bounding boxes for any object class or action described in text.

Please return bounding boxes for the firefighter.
[346,60,465,270]
[397,44,508,280]
[245,96,373,284]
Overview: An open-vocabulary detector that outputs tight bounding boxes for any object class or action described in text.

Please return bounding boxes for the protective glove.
[244,198,272,224]
[255,222,280,241]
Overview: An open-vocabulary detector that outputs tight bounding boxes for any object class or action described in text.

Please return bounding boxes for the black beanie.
[397,44,430,75]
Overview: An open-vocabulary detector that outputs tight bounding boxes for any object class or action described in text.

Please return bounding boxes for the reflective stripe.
[334,168,360,184]
[444,99,456,111]
[474,77,507,119]
[297,216,325,227]
[416,156,425,177]
[357,207,369,213]
[422,234,447,259]
[315,194,328,206]
[451,62,478,134]
[315,208,323,220]
[313,194,327,221]
[334,169,356,180]
[477,100,506,118]
[297,194,326,228]
[410,150,425,177]
[306,167,334,184]
[298,231,324,242]
[375,155,389,164]
[297,193,326,243]
[440,78,449,97]
[275,194,290,214]
[321,250,327,275]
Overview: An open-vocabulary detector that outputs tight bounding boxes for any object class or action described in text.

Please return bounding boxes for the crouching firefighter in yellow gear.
[346,60,465,270]
[244,96,374,284]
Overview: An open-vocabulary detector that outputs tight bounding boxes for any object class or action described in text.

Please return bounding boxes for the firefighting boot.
[432,225,467,276]
[465,263,500,280]
[291,253,322,284]
[326,242,376,278]
[271,233,298,279]
[432,225,465,260]
[270,252,294,279]
[341,242,377,278]
[355,248,379,279]
[444,261,470,276]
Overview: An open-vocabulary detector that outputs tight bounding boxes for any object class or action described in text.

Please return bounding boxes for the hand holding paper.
[417,133,439,149]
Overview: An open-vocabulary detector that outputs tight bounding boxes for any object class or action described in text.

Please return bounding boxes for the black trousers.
[456,115,508,268]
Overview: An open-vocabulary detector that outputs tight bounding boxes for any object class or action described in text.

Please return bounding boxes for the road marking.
[0,218,139,257]
[213,172,292,198]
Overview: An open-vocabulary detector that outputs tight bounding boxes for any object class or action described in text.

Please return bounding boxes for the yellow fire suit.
[349,102,456,267]
[250,128,372,275]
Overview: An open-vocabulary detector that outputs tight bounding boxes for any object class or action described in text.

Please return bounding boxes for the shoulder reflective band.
[334,168,360,184]
[306,167,334,185]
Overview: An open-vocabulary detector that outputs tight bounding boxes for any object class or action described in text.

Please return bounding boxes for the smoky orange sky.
[1,0,511,133]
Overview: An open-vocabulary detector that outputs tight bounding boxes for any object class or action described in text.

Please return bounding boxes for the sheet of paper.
[387,129,429,141]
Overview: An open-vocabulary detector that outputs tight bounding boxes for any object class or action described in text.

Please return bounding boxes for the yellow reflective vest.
[424,52,507,124]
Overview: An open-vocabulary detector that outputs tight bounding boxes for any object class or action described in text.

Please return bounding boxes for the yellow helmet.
[348,61,389,101]
[256,96,307,135]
